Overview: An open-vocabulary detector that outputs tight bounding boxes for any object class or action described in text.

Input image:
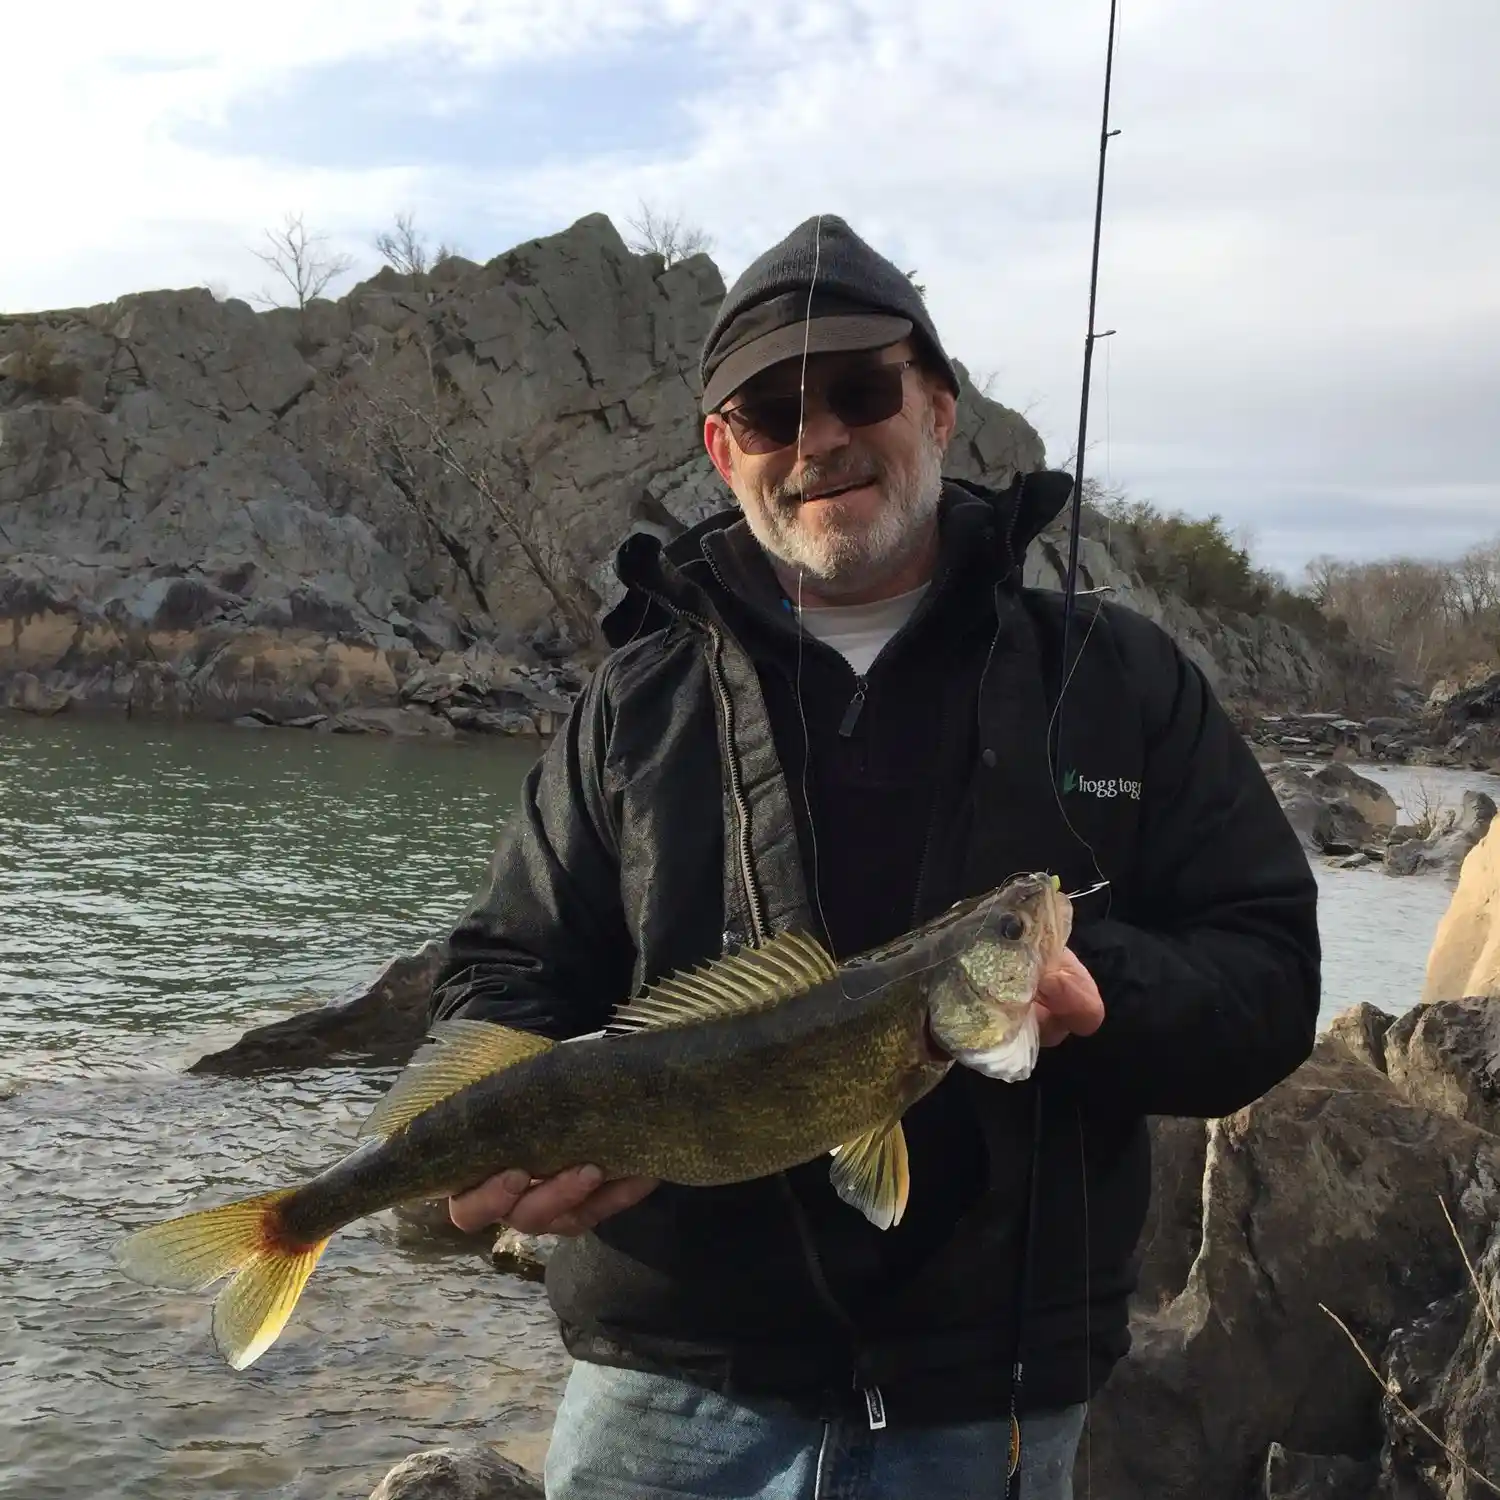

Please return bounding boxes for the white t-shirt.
[794,583,931,677]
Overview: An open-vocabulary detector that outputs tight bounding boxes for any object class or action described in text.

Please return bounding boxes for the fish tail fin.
[116,1188,331,1369]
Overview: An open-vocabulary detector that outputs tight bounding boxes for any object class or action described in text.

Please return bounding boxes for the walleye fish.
[116,871,1073,1370]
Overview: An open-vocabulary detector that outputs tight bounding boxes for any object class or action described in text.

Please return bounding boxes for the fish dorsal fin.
[605,930,838,1036]
[829,1120,910,1230]
[358,1019,553,1140]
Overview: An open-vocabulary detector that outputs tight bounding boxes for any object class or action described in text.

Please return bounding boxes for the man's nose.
[788,400,852,456]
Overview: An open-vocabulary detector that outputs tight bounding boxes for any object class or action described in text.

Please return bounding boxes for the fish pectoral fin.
[358,1019,554,1140]
[605,930,838,1036]
[829,1121,910,1231]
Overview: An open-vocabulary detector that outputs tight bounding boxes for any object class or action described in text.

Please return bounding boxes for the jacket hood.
[600,468,1074,648]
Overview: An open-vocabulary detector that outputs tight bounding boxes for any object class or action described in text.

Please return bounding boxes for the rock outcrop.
[189,938,449,1074]
[1385,790,1497,881]
[1263,758,1499,879]
[3,213,1368,731]
[1265,761,1398,857]
[368,1445,542,1500]
[1082,1033,1500,1500]
[1423,820,1500,1004]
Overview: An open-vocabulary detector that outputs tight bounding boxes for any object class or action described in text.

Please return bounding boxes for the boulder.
[1323,1002,1395,1074]
[1376,1219,1500,1498]
[1422,820,1500,1003]
[1266,765,1380,855]
[190,938,448,1074]
[1309,762,1399,830]
[367,1445,542,1499]
[1383,996,1500,1139]
[1133,1116,1208,1310]
[1262,1443,1378,1500]
[325,705,458,738]
[2,669,70,714]
[1084,1038,1500,1500]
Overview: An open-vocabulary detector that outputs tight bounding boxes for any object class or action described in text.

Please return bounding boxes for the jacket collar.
[600,468,1074,649]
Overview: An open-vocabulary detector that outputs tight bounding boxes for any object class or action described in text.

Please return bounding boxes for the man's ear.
[928,381,959,452]
[704,415,735,484]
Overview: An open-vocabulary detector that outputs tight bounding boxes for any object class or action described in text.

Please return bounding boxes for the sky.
[6,0,1497,581]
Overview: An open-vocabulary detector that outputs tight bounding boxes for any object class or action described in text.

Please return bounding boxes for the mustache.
[772,456,885,505]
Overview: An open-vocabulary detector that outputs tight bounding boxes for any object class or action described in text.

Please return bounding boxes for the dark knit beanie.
[699,214,961,413]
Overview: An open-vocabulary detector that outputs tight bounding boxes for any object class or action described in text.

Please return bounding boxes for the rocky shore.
[2,214,1401,741]
[1262,759,1496,880]
[181,816,1500,1500]
[1248,670,1500,777]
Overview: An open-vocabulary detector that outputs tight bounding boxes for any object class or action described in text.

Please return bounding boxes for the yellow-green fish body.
[117,872,1072,1370]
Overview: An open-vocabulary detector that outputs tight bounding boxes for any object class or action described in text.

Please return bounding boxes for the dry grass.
[1320,1193,1500,1495]
[3,327,82,399]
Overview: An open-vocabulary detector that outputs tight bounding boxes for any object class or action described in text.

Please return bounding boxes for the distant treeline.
[1087,489,1500,686]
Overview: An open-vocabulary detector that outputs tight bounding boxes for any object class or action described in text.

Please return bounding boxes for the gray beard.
[735,422,945,595]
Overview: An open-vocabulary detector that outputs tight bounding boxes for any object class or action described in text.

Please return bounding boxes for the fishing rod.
[1008,9,1124,1499]
[1053,0,1122,782]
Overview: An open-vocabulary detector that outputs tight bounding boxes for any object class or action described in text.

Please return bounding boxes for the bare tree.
[252,212,355,311]
[374,210,460,282]
[333,341,603,654]
[625,202,713,267]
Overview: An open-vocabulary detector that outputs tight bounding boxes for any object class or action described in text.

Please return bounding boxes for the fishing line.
[790,214,838,957]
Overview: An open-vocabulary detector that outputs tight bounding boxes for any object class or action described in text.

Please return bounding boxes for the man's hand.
[449,1165,659,1237]
[1034,948,1106,1048]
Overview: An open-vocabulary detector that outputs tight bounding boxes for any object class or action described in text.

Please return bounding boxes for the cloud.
[6,0,1497,573]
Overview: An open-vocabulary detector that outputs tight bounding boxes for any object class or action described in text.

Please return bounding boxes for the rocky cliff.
[1,213,1368,733]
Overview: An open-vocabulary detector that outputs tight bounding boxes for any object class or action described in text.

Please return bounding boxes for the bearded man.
[430,215,1321,1499]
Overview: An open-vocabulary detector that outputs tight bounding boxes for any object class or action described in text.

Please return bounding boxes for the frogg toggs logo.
[1063,769,1142,801]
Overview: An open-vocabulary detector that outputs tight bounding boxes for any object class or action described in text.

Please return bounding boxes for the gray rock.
[1324,1002,1396,1074]
[326,706,458,738]
[1309,762,1399,829]
[190,937,449,1073]
[1133,1116,1208,1310]
[1384,792,1496,881]
[3,670,70,715]
[490,1228,558,1283]
[1084,1038,1500,1500]
[1383,995,1500,1137]
[1262,1442,1378,1500]
[368,1445,542,1499]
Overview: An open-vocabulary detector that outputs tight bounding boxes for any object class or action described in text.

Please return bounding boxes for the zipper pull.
[838,678,868,738]
[863,1384,887,1431]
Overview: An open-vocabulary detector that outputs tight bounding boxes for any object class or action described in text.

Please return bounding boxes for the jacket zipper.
[837,676,867,738]
[646,568,880,1423]
[639,585,769,947]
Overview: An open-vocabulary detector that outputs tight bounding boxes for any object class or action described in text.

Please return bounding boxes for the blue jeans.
[544,1361,1087,1499]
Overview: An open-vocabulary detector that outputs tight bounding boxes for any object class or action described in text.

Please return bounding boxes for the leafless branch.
[625,202,713,267]
[251,212,354,312]
[374,210,459,280]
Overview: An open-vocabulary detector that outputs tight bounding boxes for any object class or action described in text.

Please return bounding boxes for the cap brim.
[701,313,913,413]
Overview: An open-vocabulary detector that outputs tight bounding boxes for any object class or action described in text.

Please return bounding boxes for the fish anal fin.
[829,1121,910,1231]
[606,930,837,1035]
[358,1019,553,1140]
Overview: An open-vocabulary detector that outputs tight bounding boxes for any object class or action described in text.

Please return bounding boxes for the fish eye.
[997,913,1024,941]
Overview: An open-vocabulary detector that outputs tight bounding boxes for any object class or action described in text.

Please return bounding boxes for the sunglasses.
[718,359,916,455]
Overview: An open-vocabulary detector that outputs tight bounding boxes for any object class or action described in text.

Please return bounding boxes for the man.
[430,214,1321,1499]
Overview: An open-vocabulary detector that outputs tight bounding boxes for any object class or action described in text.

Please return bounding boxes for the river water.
[0,715,1495,1499]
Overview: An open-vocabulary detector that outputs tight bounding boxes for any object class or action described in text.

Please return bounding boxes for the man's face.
[703,341,958,599]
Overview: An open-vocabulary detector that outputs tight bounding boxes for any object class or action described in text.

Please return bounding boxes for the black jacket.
[431,473,1321,1425]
